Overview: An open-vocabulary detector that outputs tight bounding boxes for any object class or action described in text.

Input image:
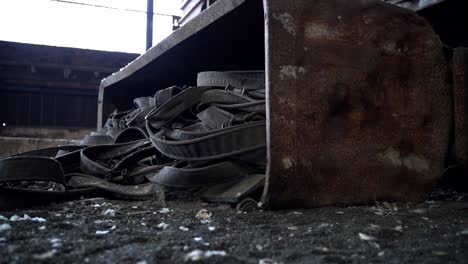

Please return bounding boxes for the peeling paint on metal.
[377,147,402,167]
[402,154,430,174]
[272,12,296,36]
[282,157,293,170]
[279,65,306,80]
[305,23,341,41]
[377,148,430,173]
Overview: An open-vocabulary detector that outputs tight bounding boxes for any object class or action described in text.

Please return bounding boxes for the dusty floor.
[1,189,467,264]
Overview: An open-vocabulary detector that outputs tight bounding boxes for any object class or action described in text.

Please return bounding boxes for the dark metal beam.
[146,0,154,50]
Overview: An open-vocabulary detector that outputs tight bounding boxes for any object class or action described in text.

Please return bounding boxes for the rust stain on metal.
[453,48,468,166]
[263,0,451,208]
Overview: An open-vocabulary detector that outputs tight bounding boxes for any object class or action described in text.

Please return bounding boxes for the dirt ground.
[1,188,467,264]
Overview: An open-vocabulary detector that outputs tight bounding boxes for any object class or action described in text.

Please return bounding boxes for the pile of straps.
[0,71,267,210]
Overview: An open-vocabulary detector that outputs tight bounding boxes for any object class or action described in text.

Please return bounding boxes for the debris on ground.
[0,191,466,263]
[184,249,227,262]
[179,226,189,231]
[0,223,11,232]
[157,222,169,230]
[358,233,376,241]
[9,214,46,222]
[103,209,116,216]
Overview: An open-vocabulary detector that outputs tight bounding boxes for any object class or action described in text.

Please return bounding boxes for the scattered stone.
[378,251,385,257]
[259,258,279,264]
[49,238,62,248]
[194,237,202,242]
[103,209,116,217]
[412,208,427,214]
[208,226,216,232]
[9,214,46,222]
[0,215,8,221]
[314,246,329,252]
[184,249,226,262]
[0,223,12,232]
[394,226,403,232]
[158,208,171,214]
[96,230,110,235]
[32,249,57,260]
[39,226,46,230]
[157,222,169,230]
[0,237,6,242]
[359,233,376,241]
[287,226,298,231]
[195,209,212,220]
[336,211,344,214]
[96,225,116,235]
[369,224,379,230]
[136,261,148,264]
[432,250,448,256]
[292,211,303,215]
[200,219,211,224]
[369,241,381,250]
[318,223,330,228]
[460,228,468,235]
[256,244,263,251]
[179,226,189,231]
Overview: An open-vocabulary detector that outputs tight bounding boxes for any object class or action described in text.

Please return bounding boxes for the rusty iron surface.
[262,0,451,208]
[453,48,468,166]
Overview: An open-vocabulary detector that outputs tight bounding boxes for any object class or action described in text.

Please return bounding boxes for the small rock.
[9,215,20,221]
[318,223,330,228]
[460,228,468,235]
[32,249,57,260]
[259,258,279,264]
[9,214,46,222]
[136,261,148,264]
[39,226,46,230]
[394,226,403,232]
[0,224,11,232]
[103,209,116,217]
[336,211,344,214]
[412,208,427,214]
[432,250,448,256]
[179,226,189,231]
[287,226,298,231]
[359,233,376,241]
[378,251,385,257]
[0,215,8,221]
[158,208,171,214]
[314,246,329,252]
[195,209,212,220]
[369,241,381,250]
[96,230,110,235]
[157,222,169,230]
[184,250,227,261]
[256,244,263,251]
[208,226,216,232]
[49,238,62,248]
[194,237,202,242]
[0,237,6,242]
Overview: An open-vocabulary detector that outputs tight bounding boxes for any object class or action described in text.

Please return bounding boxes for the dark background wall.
[0,40,138,129]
